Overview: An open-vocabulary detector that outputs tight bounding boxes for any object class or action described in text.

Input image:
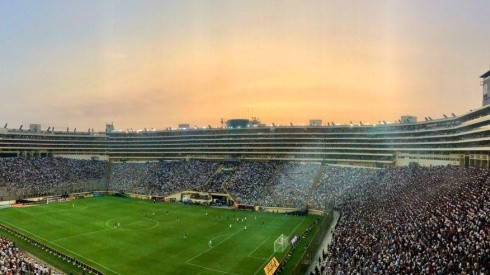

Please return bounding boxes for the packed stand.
[0,236,61,275]
[110,162,161,194]
[0,157,107,196]
[262,162,320,208]
[152,160,218,196]
[196,162,238,193]
[227,161,278,205]
[314,166,490,274]
[309,166,382,211]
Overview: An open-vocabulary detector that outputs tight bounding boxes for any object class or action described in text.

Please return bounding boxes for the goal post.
[274,234,289,253]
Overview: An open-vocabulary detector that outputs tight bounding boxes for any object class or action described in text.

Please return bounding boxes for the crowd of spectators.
[2,157,488,274]
[110,160,219,196]
[0,236,60,274]
[110,162,160,194]
[152,160,218,196]
[262,162,320,208]
[309,166,382,211]
[314,166,490,274]
[0,157,107,197]
[197,169,232,193]
[197,162,238,194]
[227,161,278,205]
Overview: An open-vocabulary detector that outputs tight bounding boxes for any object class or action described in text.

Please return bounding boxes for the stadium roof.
[480,70,490,78]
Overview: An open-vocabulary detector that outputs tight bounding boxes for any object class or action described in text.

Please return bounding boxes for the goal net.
[46,197,66,204]
[274,234,289,253]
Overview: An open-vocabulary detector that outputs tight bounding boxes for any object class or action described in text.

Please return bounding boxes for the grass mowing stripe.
[1,197,323,274]
[0,218,121,275]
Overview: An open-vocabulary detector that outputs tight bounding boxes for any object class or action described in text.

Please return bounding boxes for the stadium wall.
[55,154,109,161]
[395,152,461,167]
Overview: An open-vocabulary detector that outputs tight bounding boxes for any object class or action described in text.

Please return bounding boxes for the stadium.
[2,1,490,274]
[0,71,489,274]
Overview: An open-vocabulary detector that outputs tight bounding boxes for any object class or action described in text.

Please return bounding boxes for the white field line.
[12,207,35,215]
[0,219,121,275]
[186,224,254,264]
[105,218,160,231]
[247,236,270,258]
[252,217,306,275]
[186,262,240,275]
[52,228,112,243]
[248,255,268,260]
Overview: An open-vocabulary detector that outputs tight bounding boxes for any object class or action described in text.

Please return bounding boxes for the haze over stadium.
[1,1,490,275]
[1,1,490,130]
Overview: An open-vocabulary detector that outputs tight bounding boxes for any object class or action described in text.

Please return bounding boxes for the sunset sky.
[1,1,490,130]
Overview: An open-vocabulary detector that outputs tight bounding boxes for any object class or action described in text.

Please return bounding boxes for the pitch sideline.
[0,219,122,275]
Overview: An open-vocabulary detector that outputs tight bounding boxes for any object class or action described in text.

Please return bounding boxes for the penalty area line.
[247,236,270,258]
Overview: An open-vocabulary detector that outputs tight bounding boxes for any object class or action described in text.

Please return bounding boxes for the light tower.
[481,70,490,106]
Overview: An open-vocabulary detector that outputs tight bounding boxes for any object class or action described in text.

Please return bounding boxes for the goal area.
[274,234,289,253]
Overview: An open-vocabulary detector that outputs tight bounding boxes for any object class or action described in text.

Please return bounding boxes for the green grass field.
[0,196,321,275]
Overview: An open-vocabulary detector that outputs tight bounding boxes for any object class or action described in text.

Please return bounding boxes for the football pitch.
[0,196,321,274]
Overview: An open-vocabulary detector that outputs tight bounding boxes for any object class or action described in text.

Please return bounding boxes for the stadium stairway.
[305,163,325,209]
[257,162,283,206]
[103,161,112,191]
[199,164,223,192]
[105,160,113,191]
[221,166,240,204]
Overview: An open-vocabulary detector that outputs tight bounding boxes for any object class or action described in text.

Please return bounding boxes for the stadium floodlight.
[443,114,448,118]
[274,234,289,253]
[3,123,7,128]
[451,113,456,117]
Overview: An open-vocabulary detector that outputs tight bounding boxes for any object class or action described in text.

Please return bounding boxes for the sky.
[1,0,490,131]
